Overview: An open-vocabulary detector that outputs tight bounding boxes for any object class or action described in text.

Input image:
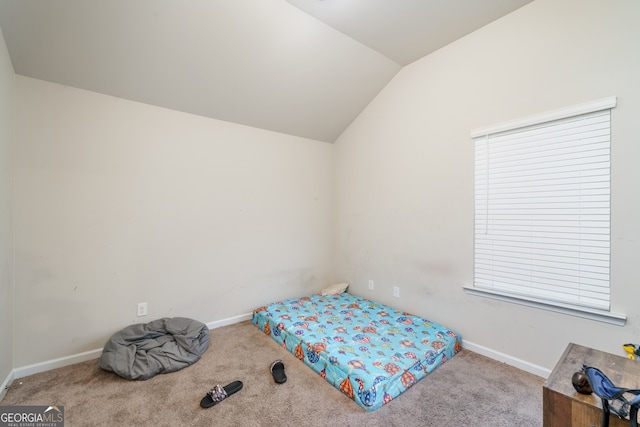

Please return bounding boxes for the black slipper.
[270,360,287,384]
[200,381,243,408]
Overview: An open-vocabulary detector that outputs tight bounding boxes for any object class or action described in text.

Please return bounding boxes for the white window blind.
[473,99,614,311]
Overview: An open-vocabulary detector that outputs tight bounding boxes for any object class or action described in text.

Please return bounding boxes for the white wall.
[0,27,15,392]
[334,0,640,371]
[7,0,640,376]
[13,76,333,366]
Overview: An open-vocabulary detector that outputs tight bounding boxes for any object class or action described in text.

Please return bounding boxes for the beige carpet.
[1,320,544,426]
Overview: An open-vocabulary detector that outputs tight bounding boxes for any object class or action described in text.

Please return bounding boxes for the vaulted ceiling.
[0,0,533,142]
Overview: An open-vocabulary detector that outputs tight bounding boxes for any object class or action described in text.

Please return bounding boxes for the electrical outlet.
[368,280,374,290]
[137,302,148,317]
[393,286,400,298]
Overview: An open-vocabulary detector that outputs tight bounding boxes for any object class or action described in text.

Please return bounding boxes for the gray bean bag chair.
[99,317,210,380]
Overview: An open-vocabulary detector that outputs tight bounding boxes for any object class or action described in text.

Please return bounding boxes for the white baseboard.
[5,313,254,387]
[206,312,252,330]
[13,348,103,380]
[4,315,549,395]
[463,339,551,379]
[0,369,15,401]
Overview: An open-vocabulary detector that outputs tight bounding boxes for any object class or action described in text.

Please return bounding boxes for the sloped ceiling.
[0,0,532,142]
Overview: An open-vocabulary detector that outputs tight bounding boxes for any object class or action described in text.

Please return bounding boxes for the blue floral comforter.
[252,292,462,411]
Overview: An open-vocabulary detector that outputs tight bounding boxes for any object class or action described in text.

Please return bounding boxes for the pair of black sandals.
[199,360,287,408]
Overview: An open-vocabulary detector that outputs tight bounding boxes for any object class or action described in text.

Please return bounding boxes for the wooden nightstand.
[543,342,640,427]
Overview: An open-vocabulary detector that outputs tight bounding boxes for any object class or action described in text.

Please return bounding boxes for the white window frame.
[464,97,626,326]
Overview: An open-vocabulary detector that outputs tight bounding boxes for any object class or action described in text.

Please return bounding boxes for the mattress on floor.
[252,292,462,411]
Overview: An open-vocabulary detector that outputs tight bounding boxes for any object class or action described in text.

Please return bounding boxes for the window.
[467,97,624,324]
